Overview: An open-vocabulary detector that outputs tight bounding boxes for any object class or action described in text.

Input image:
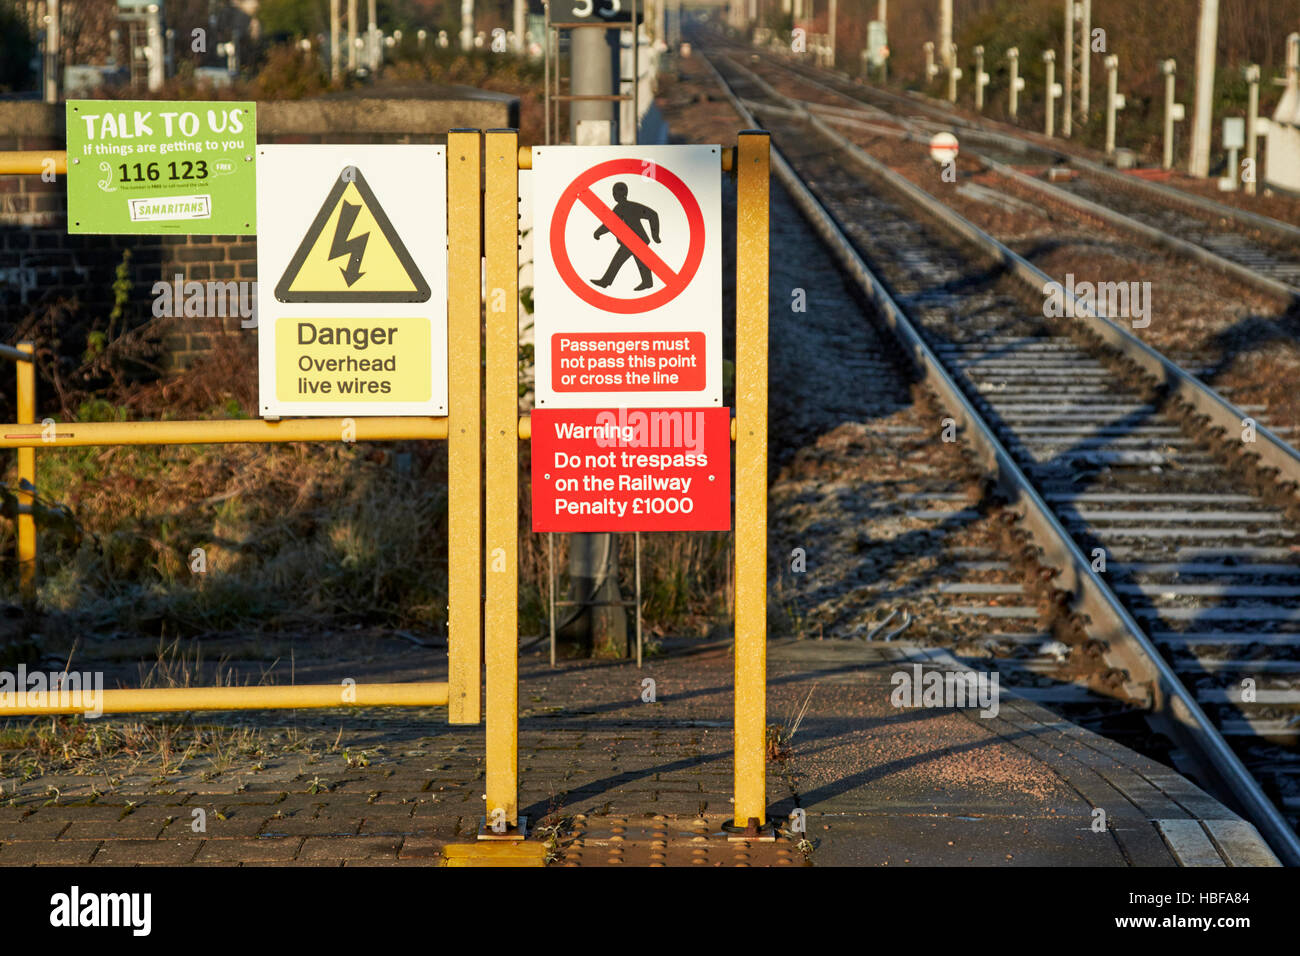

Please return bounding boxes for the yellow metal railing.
[0,133,486,721]
[0,131,773,836]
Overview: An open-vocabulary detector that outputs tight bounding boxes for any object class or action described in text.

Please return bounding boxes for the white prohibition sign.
[531,145,723,410]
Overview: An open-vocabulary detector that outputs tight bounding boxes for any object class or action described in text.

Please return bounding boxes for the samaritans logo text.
[129,195,212,221]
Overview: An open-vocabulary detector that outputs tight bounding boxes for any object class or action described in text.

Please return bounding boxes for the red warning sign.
[550,159,705,315]
[551,332,705,392]
[530,407,731,532]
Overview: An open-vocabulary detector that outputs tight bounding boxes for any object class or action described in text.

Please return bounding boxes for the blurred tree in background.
[259,0,330,39]
[0,1,37,93]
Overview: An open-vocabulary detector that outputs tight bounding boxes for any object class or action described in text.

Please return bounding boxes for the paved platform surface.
[0,639,1279,866]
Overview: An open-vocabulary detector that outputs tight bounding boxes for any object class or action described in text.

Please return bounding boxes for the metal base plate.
[477,815,528,840]
[554,814,800,865]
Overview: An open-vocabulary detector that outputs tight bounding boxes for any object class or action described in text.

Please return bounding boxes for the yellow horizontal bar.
[0,681,449,715]
[0,151,67,175]
[0,414,738,447]
[0,417,448,448]
[518,147,734,171]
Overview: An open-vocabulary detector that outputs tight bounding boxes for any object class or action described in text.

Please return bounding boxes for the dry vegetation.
[0,322,733,661]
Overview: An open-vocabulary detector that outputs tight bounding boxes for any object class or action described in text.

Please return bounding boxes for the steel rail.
[975,154,1300,304]
[730,53,1300,487]
[704,48,1300,866]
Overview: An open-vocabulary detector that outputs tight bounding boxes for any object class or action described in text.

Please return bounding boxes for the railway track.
[748,48,1300,305]
[729,51,1300,439]
[697,37,1300,865]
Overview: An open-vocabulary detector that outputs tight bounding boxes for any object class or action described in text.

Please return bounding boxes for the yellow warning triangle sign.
[275,166,430,303]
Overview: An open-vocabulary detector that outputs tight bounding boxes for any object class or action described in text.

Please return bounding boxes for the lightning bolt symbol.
[328,200,369,287]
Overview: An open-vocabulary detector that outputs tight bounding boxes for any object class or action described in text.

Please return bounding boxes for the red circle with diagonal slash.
[550,159,705,314]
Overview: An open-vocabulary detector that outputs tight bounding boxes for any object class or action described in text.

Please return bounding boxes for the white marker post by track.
[256,145,449,417]
[929,131,959,164]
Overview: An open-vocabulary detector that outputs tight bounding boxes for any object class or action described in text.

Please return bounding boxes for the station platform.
[0,636,1280,867]
[523,639,1281,867]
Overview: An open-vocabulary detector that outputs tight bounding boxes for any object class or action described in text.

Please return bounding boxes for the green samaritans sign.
[66,100,257,235]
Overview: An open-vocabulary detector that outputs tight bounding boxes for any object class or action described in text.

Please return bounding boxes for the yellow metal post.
[483,129,520,834]
[16,342,35,602]
[734,132,770,830]
[447,129,482,725]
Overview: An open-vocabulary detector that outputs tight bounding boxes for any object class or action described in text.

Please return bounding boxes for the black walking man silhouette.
[590,181,662,292]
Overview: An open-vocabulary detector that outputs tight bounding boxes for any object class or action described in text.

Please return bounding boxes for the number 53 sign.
[552,0,639,22]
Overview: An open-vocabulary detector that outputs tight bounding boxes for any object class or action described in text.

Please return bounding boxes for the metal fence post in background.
[1044,50,1058,138]
[938,0,952,70]
[483,128,521,837]
[1162,58,1181,170]
[1244,64,1260,196]
[1104,55,1122,156]
[1062,0,1073,137]
[827,0,836,69]
[329,0,340,83]
[1189,0,1220,178]
[733,131,770,834]
[347,0,358,72]
[946,42,960,104]
[447,130,483,725]
[1007,47,1022,119]
[16,342,35,602]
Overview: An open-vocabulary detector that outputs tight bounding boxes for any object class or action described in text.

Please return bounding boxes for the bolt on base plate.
[723,816,777,843]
